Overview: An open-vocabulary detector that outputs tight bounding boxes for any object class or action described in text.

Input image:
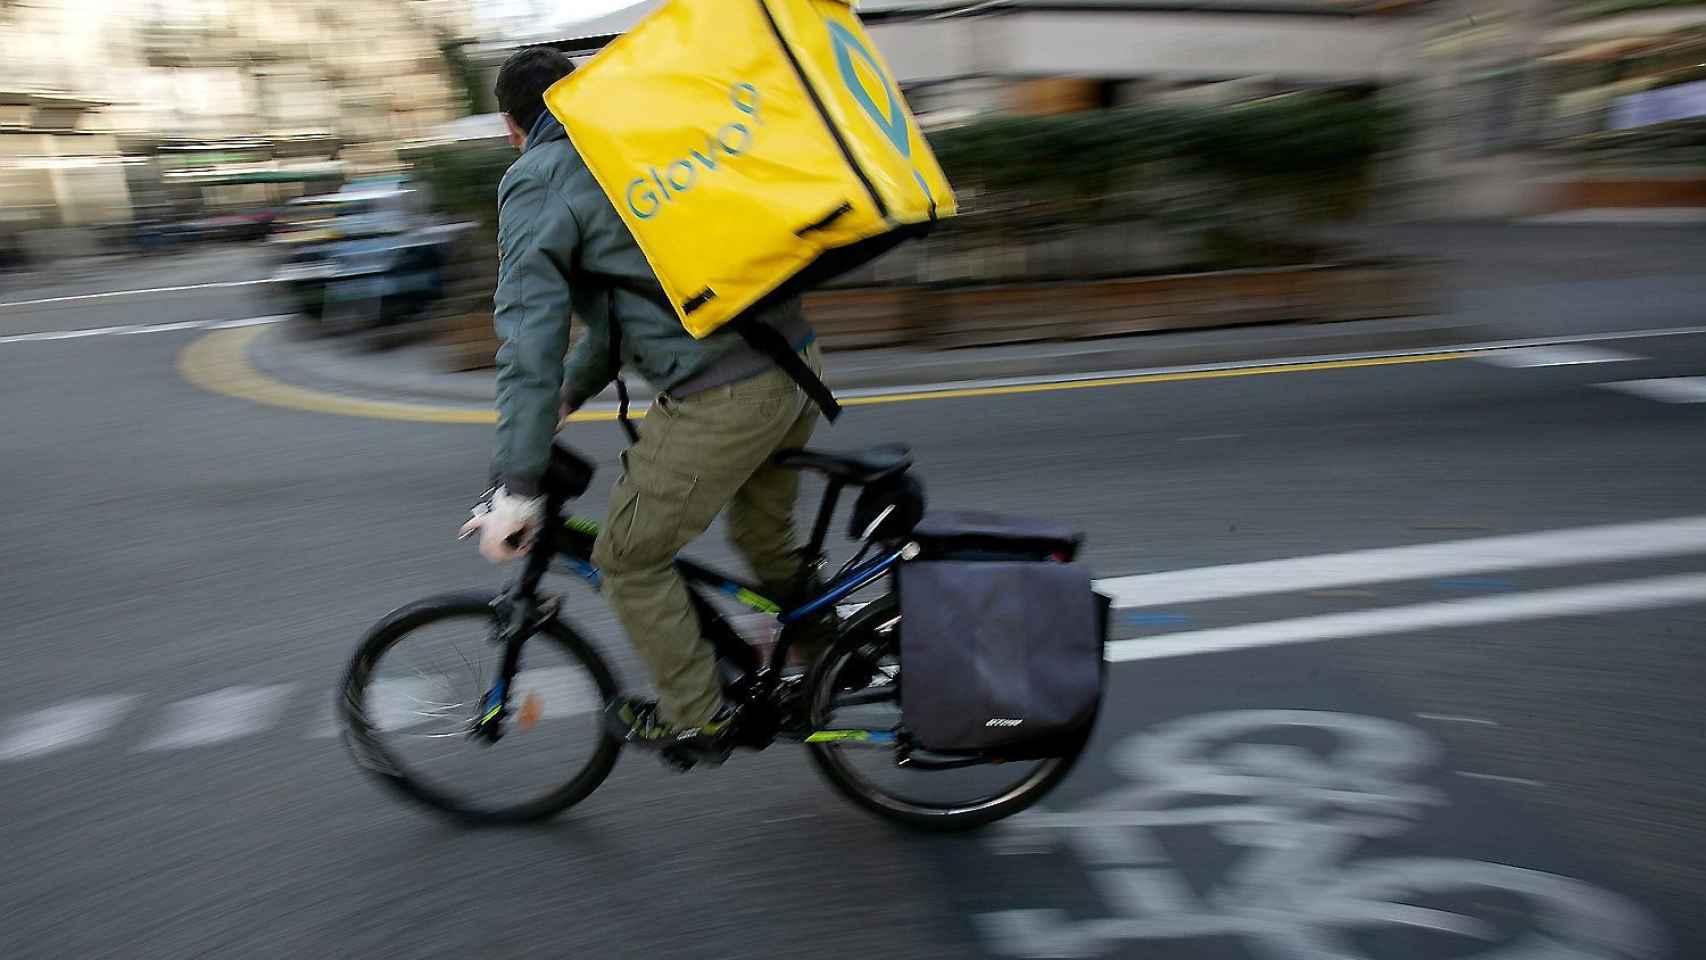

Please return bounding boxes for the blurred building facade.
[0,0,475,252]
[536,0,1706,220]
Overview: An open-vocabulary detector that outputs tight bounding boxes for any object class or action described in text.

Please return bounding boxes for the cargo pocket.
[604,454,701,569]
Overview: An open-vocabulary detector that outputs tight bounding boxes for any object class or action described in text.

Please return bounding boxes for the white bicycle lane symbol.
[975,710,1668,960]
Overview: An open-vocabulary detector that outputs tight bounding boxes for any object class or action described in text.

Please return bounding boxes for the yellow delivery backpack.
[542,0,956,420]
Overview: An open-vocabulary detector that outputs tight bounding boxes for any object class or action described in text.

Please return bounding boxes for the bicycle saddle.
[773,445,912,485]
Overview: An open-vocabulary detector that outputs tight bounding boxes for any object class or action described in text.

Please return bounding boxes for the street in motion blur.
[3,0,1705,958]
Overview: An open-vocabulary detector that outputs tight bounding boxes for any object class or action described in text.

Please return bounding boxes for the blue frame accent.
[780,547,906,625]
[555,557,602,587]
[556,546,903,627]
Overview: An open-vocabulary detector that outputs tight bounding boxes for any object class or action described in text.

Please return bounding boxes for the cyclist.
[460,47,826,764]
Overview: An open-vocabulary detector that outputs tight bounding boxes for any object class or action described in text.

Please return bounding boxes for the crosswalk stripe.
[1600,377,1706,404]
[307,671,601,739]
[308,677,455,739]
[1107,573,1706,662]
[1097,514,1706,609]
[0,696,139,762]
[138,684,296,751]
[513,667,602,719]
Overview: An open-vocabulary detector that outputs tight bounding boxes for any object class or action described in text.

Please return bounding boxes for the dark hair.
[494,46,575,136]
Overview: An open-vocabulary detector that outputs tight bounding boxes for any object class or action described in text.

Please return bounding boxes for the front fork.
[470,584,559,744]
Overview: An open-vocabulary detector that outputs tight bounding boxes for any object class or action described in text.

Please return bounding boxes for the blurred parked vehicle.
[130,206,278,249]
[269,179,469,335]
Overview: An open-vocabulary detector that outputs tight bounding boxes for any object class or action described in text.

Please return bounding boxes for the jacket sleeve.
[561,299,615,413]
[491,168,580,498]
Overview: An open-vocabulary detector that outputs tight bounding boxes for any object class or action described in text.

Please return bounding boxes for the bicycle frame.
[471,462,904,747]
[550,514,907,685]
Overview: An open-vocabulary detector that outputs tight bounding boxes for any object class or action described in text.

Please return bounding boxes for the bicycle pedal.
[658,746,698,773]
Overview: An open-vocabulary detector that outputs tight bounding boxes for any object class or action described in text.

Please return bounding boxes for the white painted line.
[0,696,138,762]
[1447,323,1706,351]
[1473,345,1638,368]
[0,278,276,309]
[1456,771,1547,788]
[0,315,288,345]
[1416,713,1500,727]
[138,684,295,751]
[1098,514,1706,609]
[115,320,203,335]
[208,314,291,329]
[1601,377,1706,404]
[0,325,128,344]
[1106,573,1706,663]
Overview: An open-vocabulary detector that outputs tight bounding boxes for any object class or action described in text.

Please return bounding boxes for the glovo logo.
[826,21,934,208]
[626,83,763,221]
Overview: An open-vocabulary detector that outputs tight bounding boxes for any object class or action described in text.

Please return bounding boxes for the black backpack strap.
[605,303,639,444]
[733,319,840,421]
[575,270,648,444]
[580,271,842,429]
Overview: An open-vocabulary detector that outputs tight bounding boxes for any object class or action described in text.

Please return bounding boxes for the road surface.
[2,238,1703,959]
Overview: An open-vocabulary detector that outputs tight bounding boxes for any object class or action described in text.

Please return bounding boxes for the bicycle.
[339,442,1097,831]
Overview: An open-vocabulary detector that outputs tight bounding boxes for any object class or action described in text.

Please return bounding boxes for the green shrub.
[409,140,515,228]
[407,93,1405,276]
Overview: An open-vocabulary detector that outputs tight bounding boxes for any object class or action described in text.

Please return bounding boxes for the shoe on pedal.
[603,697,741,769]
[772,674,813,739]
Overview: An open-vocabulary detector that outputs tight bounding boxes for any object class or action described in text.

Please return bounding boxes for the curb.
[180,323,1480,426]
[249,313,1492,410]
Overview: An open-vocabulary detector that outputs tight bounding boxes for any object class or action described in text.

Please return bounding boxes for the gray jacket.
[492,111,813,496]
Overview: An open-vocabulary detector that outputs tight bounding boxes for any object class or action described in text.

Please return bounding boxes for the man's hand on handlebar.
[459,486,545,562]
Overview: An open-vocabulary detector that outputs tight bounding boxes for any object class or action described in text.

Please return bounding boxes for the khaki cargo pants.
[591,346,823,727]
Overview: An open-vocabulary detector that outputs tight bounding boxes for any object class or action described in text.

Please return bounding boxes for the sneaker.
[603,697,740,767]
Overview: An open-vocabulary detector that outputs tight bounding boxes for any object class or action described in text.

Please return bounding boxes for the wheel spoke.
[343,599,621,823]
[454,641,483,692]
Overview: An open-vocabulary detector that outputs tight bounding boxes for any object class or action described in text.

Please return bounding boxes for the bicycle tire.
[805,596,1097,832]
[339,592,623,826]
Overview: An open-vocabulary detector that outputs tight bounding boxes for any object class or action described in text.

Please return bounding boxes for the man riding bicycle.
[460,47,827,766]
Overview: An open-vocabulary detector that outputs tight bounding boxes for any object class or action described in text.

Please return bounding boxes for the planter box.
[431,262,1435,369]
[800,287,921,350]
[1545,177,1706,211]
[830,263,1437,350]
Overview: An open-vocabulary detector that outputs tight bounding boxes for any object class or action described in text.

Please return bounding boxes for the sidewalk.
[0,245,274,305]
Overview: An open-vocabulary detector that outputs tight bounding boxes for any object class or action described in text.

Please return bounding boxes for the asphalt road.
[2,235,1705,960]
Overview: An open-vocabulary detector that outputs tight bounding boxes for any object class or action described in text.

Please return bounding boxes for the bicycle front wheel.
[340,592,623,825]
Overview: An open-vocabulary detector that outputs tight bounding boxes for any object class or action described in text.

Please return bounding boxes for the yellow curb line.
[178,324,1471,425]
[840,353,1472,406]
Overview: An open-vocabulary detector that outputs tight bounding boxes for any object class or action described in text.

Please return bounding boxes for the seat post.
[805,479,845,560]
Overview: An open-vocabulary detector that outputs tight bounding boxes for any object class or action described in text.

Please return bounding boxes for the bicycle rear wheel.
[340,592,623,825]
[805,597,1095,832]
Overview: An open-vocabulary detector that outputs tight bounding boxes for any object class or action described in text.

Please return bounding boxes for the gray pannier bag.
[897,511,1108,755]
